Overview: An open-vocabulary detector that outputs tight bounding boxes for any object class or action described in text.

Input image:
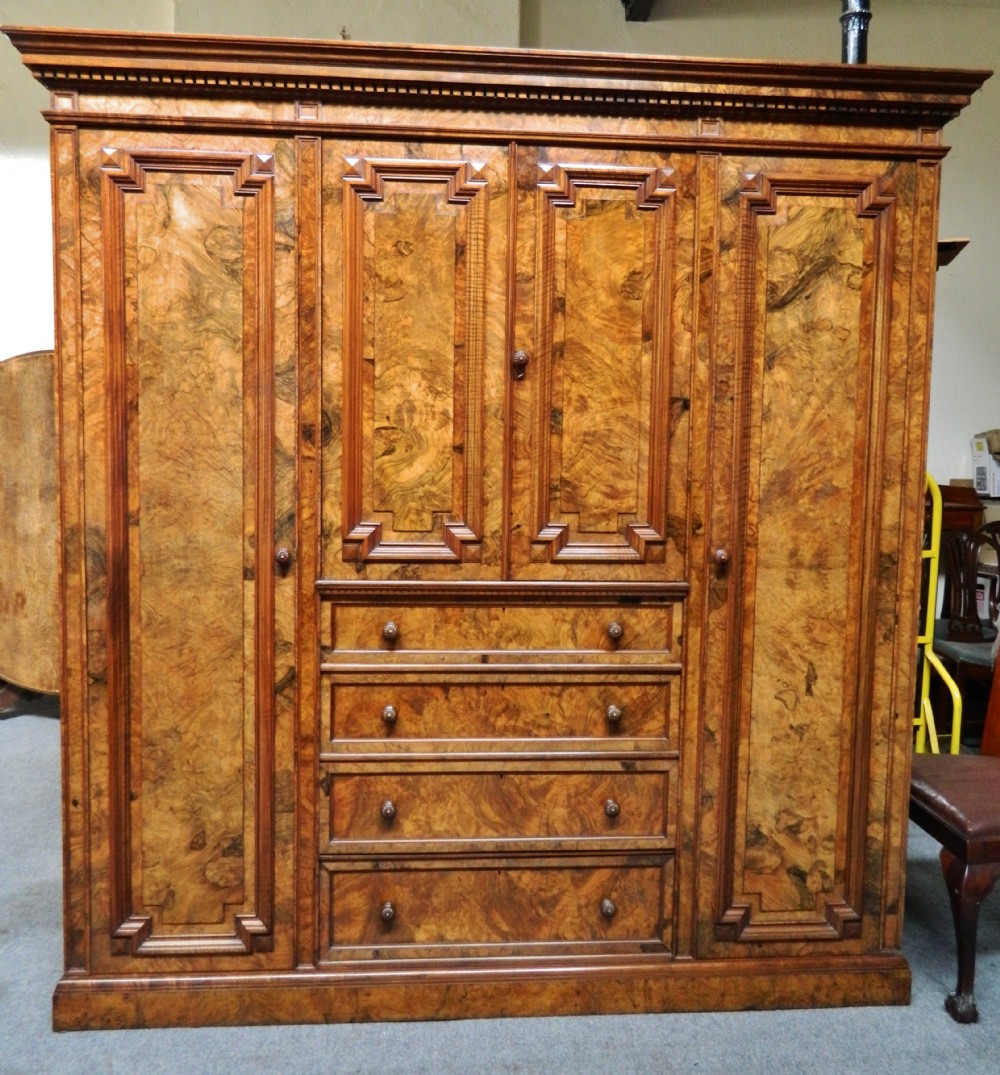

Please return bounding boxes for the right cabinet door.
[699,154,929,955]
[507,147,697,584]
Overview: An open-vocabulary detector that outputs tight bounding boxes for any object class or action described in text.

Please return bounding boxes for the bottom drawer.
[320,858,673,960]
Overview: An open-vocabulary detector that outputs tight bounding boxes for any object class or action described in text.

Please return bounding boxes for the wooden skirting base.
[53,957,911,1031]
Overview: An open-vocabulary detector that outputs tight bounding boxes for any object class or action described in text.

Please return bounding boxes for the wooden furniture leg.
[940,846,1000,1022]
[910,751,1000,1023]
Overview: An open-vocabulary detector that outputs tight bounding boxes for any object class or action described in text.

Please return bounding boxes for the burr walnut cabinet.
[4,26,988,1030]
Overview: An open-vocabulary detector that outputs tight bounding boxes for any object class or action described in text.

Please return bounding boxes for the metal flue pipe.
[841,0,873,64]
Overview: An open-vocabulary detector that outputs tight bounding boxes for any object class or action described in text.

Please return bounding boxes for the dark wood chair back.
[939,521,1000,643]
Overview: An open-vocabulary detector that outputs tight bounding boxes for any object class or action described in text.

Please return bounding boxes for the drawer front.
[326,768,672,844]
[327,681,673,746]
[322,859,672,957]
[330,604,674,654]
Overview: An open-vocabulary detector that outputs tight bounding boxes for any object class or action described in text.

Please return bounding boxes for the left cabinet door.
[59,134,299,971]
[319,143,510,580]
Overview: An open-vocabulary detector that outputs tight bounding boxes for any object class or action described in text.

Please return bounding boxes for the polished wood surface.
[910,751,1000,1022]
[0,350,59,694]
[3,23,989,1030]
[325,767,672,844]
[323,859,671,955]
[326,680,673,746]
[908,643,1000,1023]
[330,604,674,652]
[716,173,883,944]
[929,482,983,535]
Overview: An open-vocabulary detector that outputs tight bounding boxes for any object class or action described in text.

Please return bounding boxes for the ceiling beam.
[622,0,655,22]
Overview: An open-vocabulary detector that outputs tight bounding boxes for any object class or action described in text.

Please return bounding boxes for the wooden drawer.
[321,858,673,958]
[329,603,674,654]
[324,766,673,849]
[326,679,673,749]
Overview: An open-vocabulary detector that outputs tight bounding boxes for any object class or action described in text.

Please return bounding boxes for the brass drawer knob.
[382,620,400,643]
[381,704,398,726]
[380,901,396,923]
[605,703,623,725]
[600,897,617,920]
[604,798,620,819]
[512,349,529,380]
[380,799,397,821]
[607,621,624,644]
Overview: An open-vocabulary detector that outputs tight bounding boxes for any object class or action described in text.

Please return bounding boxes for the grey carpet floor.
[2,712,998,1075]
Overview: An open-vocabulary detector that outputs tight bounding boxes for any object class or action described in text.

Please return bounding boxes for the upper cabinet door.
[508,149,695,582]
[321,144,510,580]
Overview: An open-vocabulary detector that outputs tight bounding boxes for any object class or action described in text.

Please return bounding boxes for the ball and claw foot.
[945,990,978,1024]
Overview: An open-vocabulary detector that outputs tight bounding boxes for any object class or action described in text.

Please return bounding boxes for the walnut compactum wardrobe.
[3,26,989,1030]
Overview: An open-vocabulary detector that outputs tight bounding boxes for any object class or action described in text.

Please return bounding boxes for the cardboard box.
[971,433,1000,497]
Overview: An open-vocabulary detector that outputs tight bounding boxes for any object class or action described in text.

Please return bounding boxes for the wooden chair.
[933,521,1000,740]
[910,670,1000,1022]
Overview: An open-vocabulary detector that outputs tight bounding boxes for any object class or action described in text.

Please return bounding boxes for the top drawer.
[329,603,675,654]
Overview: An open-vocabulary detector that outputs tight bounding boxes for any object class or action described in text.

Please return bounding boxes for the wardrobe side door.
[507,148,697,583]
[62,132,299,973]
[697,155,932,958]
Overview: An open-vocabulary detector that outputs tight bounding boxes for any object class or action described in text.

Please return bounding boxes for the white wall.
[174,0,521,47]
[2,0,997,483]
[0,1,175,358]
[0,0,519,362]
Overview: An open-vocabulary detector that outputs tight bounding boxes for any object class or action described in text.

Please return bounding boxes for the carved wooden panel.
[101,149,277,954]
[715,172,895,942]
[341,157,493,565]
[510,160,680,575]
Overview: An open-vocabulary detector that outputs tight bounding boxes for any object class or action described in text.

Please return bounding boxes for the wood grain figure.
[2,23,987,1029]
[0,350,59,693]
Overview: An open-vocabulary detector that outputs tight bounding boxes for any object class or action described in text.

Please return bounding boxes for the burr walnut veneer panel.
[0,350,59,693]
[3,24,988,1030]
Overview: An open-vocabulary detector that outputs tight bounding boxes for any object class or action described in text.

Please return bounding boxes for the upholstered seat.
[911,754,1000,859]
[910,729,1000,1022]
[933,619,996,672]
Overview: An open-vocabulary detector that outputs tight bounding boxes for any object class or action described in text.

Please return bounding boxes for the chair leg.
[940,847,1000,1023]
